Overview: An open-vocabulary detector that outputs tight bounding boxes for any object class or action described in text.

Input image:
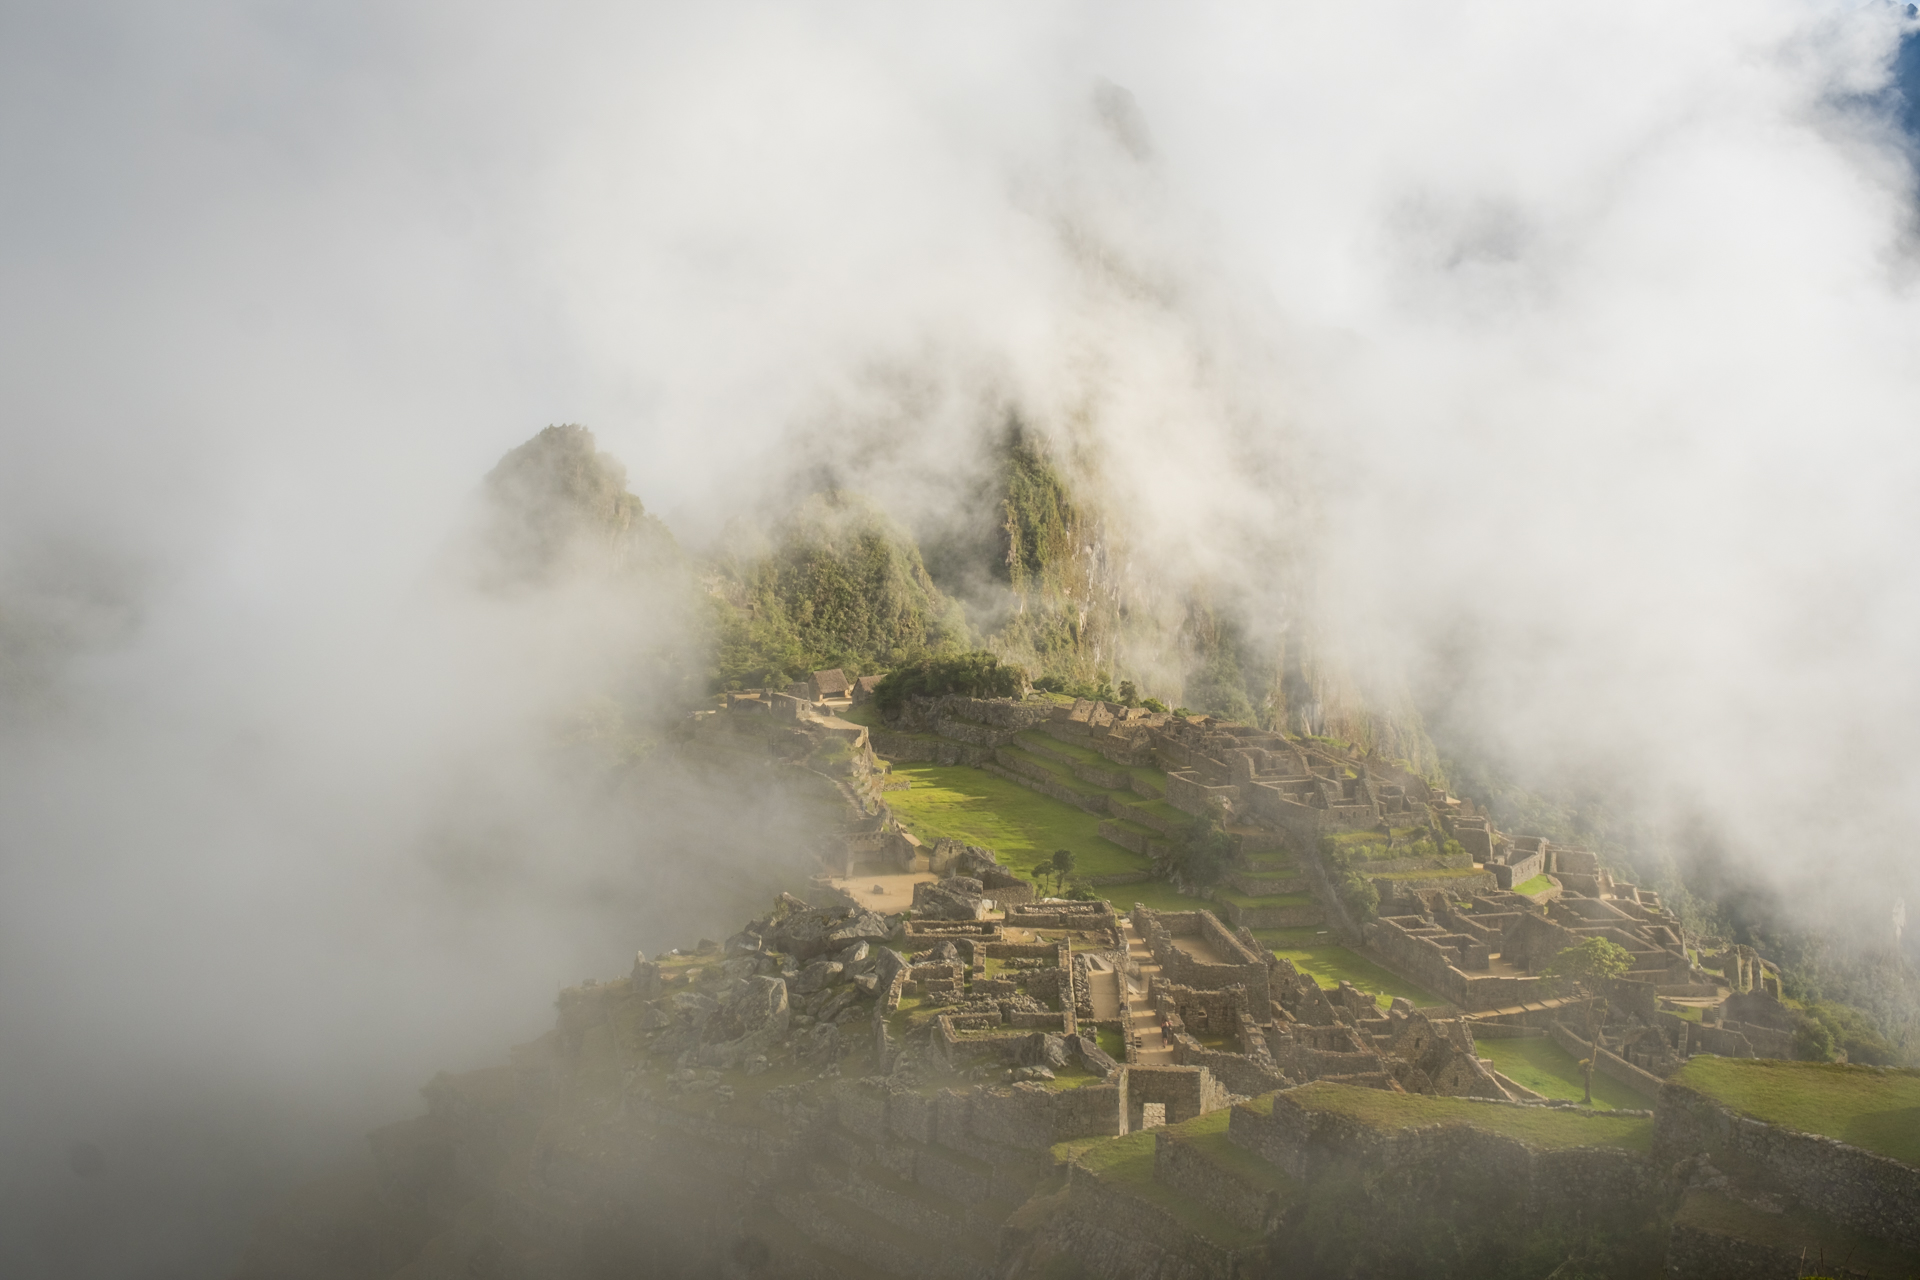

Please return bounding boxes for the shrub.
[1791,1015,1837,1063]
[1164,806,1233,889]
[1338,871,1379,921]
[874,651,1029,711]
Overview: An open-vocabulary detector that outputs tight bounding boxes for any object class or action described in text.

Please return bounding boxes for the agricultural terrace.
[1475,1036,1653,1110]
[1254,929,1443,1009]
[1671,1057,1920,1167]
[883,762,1213,911]
[1053,1117,1275,1250]
[1251,1081,1654,1152]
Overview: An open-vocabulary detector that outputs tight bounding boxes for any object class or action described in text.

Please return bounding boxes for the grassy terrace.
[1476,1037,1653,1110]
[883,761,1216,912]
[1214,887,1314,909]
[1512,874,1553,896]
[1055,1125,1265,1248]
[885,763,1146,880]
[1370,867,1490,882]
[1672,1057,1920,1167]
[1256,1081,1654,1152]
[1675,1191,1920,1276]
[1253,933,1444,1009]
[1160,1108,1299,1200]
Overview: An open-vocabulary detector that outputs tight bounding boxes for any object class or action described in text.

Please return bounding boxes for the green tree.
[873,651,1029,712]
[1337,871,1380,922]
[1051,848,1077,889]
[1546,938,1633,1105]
[1168,804,1233,889]
[1117,681,1137,706]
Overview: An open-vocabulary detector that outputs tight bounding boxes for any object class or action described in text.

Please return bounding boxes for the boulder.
[791,960,843,995]
[1016,1033,1070,1070]
[798,1022,841,1069]
[828,911,896,947]
[913,877,987,921]
[832,940,871,969]
[870,947,909,990]
[696,976,790,1068]
[672,991,719,1021]
[818,988,858,1023]
[630,955,662,1000]
[930,940,961,964]
[1069,1033,1118,1076]
[769,908,846,961]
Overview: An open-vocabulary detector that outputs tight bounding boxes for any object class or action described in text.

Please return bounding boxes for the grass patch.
[1212,887,1314,909]
[1672,1057,1920,1167]
[1119,880,1218,914]
[836,701,887,729]
[1111,796,1194,831]
[1253,927,1336,948]
[1013,729,1111,768]
[884,763,1147,880]
[1095,1025,1126,1061]
[1512,874,1553,896]
[1062,1129,1263,1248]
[1371,867,1491,881]
[1674,1190,1920,1275]
[1268,945,1443,1008]
[1161,1109,1299,1198]
[1287,1081,1654,1152]
[1476,1037,1654,1110]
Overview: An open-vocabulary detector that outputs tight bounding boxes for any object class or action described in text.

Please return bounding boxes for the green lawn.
[1253,927,1337,948]
[1672,1057,1920,1167]
[1512,874,1553,896]
[885,762,1219,912]
[1262,943,1444,1009]
[1122,880,1219,914]
[1213,887,1314,909]
[1476,1036,1653,1110]
[885,763,1147,880]
[1059,1124,1265,1247]
[1256,1081,1654,1152]
[1371,867,1490,882]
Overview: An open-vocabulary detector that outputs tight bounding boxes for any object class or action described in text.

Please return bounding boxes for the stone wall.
[1655,1079,1920,1252]
[1546,1020,1663,1100]
[1165,771,1240,821]
[1228,1092,1660,1214]
[1124,1064,1223,1129]
[1137,908,1271,1011]
[1152,1131,1281,1235]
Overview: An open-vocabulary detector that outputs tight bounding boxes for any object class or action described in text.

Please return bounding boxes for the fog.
[4,2,1920,1274]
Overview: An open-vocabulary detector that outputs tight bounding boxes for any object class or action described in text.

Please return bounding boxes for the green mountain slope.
[706,491,970,690]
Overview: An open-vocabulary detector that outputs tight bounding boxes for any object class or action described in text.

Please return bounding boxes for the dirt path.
[827,873,934,912]
[1120,919,1175,1064]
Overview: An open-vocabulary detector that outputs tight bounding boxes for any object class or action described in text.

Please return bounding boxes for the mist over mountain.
[6,2,1920,1276]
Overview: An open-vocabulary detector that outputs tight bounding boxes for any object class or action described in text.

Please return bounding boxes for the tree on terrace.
[1546,937,1633,1106]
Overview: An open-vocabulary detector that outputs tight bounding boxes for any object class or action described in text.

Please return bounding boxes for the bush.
[874,651,1029,711]
[1338,871,1379,921]
[1165,807,1233,889]
[1791,1014,1837,1062]
[1805,1001,1902,1065]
